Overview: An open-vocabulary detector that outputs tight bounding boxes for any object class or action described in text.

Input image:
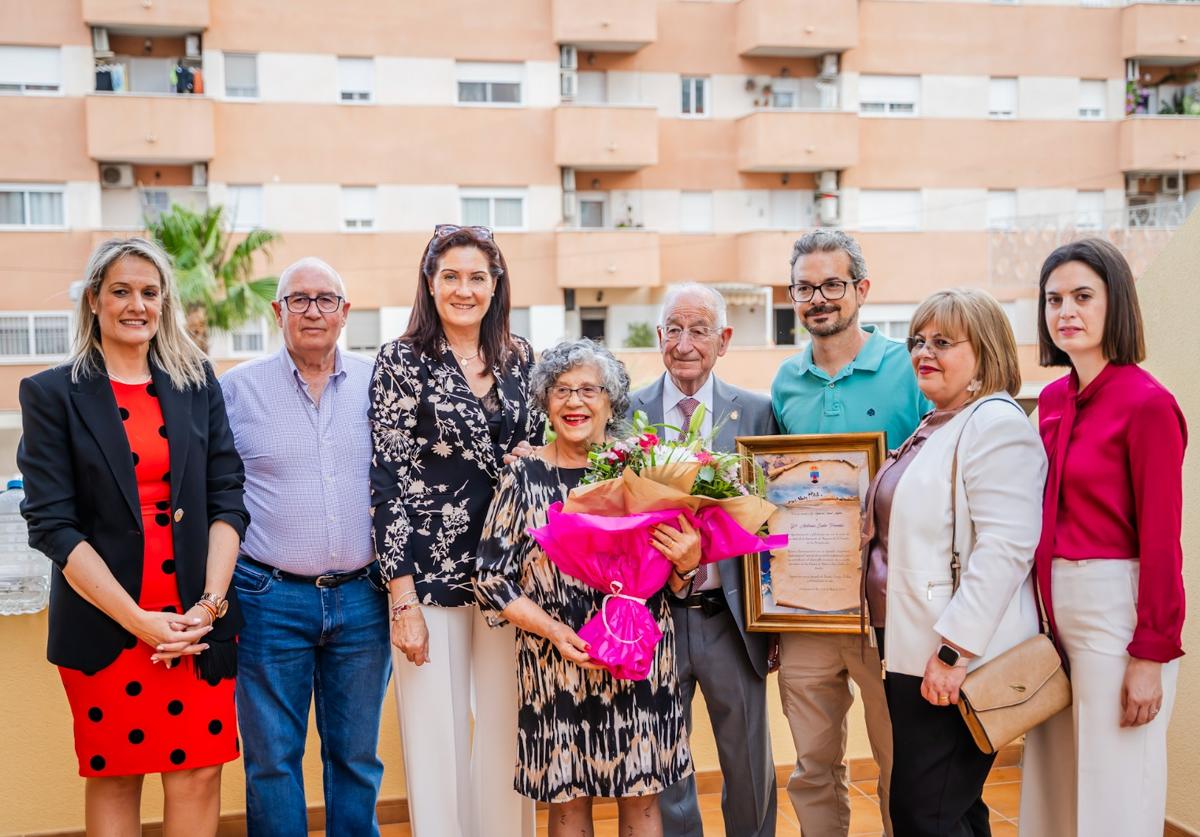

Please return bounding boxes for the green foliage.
[146,203,281,351]
[622,321,656,349]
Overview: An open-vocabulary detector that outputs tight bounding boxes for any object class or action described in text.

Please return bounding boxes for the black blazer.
[16,360,249,673]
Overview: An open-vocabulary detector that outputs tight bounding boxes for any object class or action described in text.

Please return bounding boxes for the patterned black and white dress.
[475,456,692,803]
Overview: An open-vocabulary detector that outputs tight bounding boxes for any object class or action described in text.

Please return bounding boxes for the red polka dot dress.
[57,380,239,777]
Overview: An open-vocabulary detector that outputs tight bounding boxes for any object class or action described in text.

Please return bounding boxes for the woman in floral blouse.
[369,224,541,837]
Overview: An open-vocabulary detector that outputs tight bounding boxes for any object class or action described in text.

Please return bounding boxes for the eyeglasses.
[433,224,494,240]
[662,325,719,343]
[788,279,858,303]
[281,293,344,314]
[547,384,607,402]
[906,336,970,355]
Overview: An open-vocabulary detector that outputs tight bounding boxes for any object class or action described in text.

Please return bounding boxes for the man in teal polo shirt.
[771,229,931,837]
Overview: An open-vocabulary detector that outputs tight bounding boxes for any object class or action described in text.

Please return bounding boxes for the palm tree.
[147,204,281,354]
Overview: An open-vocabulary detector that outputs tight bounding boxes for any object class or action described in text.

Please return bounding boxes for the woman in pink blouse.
[1020,238,1186,837]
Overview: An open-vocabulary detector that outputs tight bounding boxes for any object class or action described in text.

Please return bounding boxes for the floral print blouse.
[369,336,541,606]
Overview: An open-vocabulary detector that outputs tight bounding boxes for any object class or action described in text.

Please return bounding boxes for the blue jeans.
[233,560,392,837]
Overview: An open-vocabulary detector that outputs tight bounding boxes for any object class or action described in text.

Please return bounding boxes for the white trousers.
[391,605,534,837]
[1019,559,1179,837]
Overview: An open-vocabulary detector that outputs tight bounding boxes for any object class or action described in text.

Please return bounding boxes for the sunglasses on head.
[433,224,494,240]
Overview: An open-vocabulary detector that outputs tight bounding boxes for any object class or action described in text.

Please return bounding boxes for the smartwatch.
[936,643,968,668]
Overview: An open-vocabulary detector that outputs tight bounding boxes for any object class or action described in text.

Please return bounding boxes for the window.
[0,312,70,360]
[510,307,531,340]
[679,191,714,233]
[988,78,1017,119]
[456,62,522,104]
[342,186,376,230]
[230,319,268,355]
[858,75,919,116]
[1075,190,1105,230]
[769,190,806,229]
[986,190,1018,230]
[460,190,525,230]
[575,71,607,105]
[338,57,373,102]
[226,185,263,230]
[861,318,911,340]
[681,76,708,116]
[0,46,61,94]
[140,189,170,224]
[0,185,65,228]
[580,307,607,344]
[858,190,922,231]
[774,306,799,346]
[224,53,258,98]
[345,309,381,354]
[1079,80,1106,119]
[579,197,606,229]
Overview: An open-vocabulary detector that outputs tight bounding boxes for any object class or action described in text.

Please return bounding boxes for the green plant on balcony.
[146,203,281,354]
[1158,89,1200,116]
[623,321,656,348]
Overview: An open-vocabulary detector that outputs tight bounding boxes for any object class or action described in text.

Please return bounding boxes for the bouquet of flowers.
[528,409,786,680]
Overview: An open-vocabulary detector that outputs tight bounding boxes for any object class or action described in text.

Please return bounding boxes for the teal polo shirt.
[771,325,932,448]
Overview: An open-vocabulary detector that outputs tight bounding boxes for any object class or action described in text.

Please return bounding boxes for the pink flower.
[638,432,659,451]
[696,450,714,465]
[614,448,629,462]
[605,450,621,463]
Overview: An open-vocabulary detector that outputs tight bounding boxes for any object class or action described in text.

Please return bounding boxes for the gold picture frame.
[736,432,886,633]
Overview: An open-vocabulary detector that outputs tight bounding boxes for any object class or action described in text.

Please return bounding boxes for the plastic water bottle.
[0,478,51,615]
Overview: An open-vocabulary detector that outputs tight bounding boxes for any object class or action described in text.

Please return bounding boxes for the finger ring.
[938,694,949,704]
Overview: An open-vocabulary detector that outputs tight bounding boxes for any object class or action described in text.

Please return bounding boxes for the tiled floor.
[341,764,1022,837]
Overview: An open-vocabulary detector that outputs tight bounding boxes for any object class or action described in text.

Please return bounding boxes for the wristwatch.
[197,592,229,621]
[675,566,700,582]
[936,643,968,668]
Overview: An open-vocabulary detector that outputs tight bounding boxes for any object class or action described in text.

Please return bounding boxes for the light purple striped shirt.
[220,346,375,575]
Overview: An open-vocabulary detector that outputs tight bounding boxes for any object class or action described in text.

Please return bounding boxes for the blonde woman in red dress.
[17,238,247,835]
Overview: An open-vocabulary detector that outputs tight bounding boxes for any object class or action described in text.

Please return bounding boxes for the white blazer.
[883,394,1048,677]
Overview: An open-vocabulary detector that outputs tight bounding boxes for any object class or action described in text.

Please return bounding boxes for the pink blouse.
[1036,363,1187,662]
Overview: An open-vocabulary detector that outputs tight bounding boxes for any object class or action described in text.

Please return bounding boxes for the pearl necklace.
[108,370,152,385]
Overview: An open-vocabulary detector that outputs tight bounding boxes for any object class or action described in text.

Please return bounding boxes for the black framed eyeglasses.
[788,279,858,303]
[434,224,494,240]
[281,293,344,314]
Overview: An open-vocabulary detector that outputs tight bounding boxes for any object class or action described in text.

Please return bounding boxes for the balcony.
[556,231,660,288]
[554,106,658,170]
[736,110,858,172]
[736,231,795,286]
[1121,2,1200,62]
[82,0,210,31]
[552,0,656,51]
[85,94,214,163]
[1119,116,1200,172]
[736,0,858,57]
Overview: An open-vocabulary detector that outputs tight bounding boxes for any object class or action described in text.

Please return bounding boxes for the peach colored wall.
[554,106,659,170]
[1121,3,1200,61]
[82,0,210,30]
[0,99,93,182]
[0,232,95,312]
[0,0,90,46]
[854,231,990,302]
[131,164,197,187]
[737,231,797,286]
[85,95,215,163]
[845,120,1123,190]
[848,1,1123,78]
[206,0,557,59]
[1118,117,1200,174]
[736,110,859,173]
[736,0,858,57]
[556,231,661,288]
[209,105,560,186]
[551,0,657,51]
[659,234,739,286]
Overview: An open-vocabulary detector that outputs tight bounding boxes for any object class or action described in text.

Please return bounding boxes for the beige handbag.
[943,398,1072,755]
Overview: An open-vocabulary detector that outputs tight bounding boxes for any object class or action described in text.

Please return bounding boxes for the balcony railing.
[82,0,210,30]
[552,0,656,51]
[85,94,214,162]
[554,105,658,170]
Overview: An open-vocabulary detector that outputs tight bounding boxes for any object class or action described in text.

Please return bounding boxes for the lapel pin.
[730,410,740,421]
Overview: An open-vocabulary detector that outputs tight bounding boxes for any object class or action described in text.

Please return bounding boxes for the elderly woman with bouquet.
[474,339,694,837]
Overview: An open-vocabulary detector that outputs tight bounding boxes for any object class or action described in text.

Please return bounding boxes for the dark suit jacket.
[628,373,778,678]
[17,360,248,673]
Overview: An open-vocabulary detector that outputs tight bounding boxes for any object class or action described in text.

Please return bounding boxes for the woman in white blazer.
[862,289,1047,836]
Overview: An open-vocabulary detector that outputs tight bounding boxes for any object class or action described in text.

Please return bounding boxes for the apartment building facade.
[1,0,1198,453]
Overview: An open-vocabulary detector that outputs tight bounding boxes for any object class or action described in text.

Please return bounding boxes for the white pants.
[391,605,534,837]
[1019,559,1179,837]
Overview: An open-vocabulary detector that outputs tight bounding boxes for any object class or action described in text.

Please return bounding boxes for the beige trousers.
[390,605,535,837]
[1020,559,1179,837]
[778,632,894,837]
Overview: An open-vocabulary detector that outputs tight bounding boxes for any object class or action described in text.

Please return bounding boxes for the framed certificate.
[736,432,886,633]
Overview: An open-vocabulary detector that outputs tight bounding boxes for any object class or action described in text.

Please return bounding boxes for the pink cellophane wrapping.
[528,484,787,680]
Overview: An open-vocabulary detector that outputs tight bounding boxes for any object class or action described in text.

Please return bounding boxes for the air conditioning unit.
[1161,173,1183,195]
[562,167,576,192]
[560,69,577,102]
[815,170,839,226]
[100,163,133,189]
[92,27,111,56]
[819,53,839,80]
[560,45,578,71]
[185,35,201,58]
[191,163,208,187]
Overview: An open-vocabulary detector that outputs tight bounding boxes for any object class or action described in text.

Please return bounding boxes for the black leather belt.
[240,555,370,589]
[669,589,727,617]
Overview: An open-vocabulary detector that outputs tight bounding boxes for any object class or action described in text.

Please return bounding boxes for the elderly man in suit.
[629,282,778,837]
